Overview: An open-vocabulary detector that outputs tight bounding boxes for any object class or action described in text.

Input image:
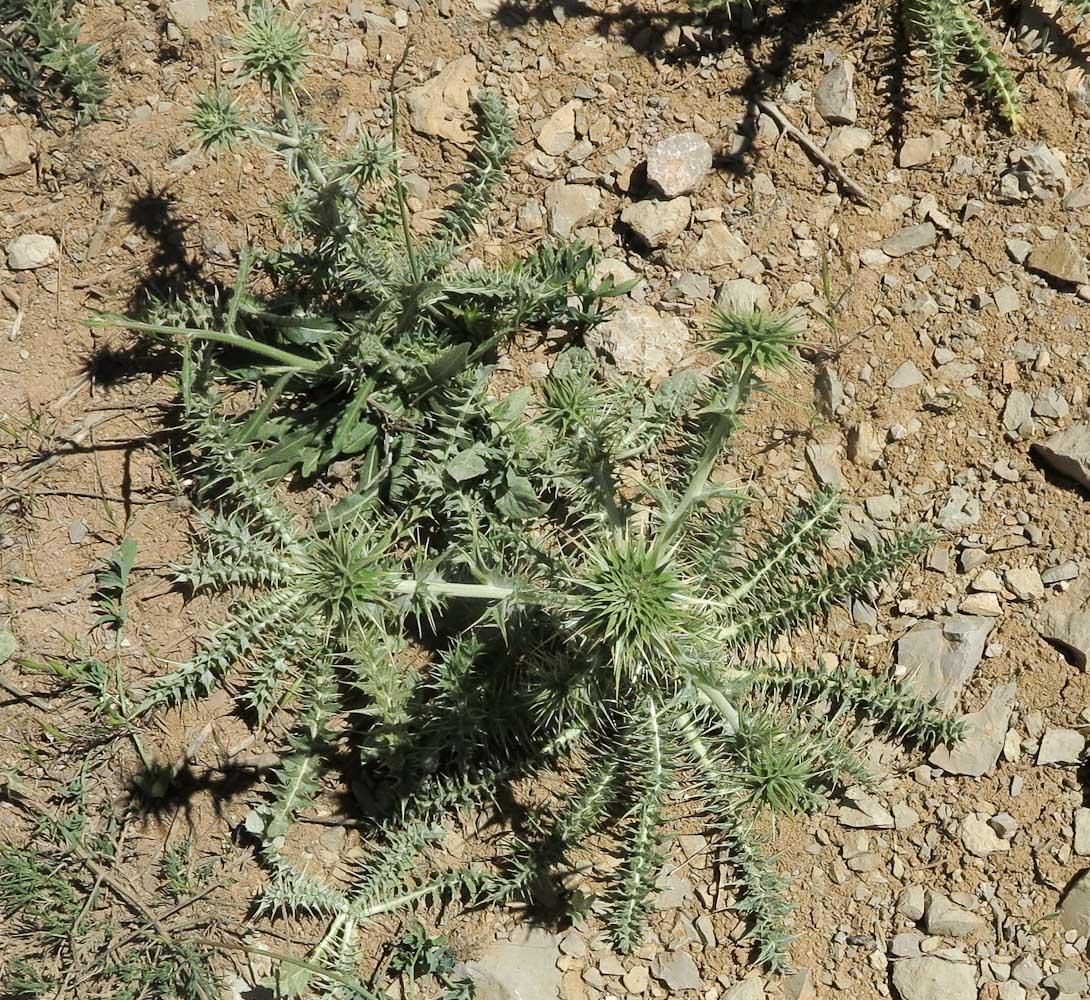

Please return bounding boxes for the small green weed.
[0,0,108,124]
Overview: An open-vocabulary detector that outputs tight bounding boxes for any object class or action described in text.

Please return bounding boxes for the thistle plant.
[151,304,962,988]
[91,8,626,487]
[0,0,108,124]
[698,0,1090,130]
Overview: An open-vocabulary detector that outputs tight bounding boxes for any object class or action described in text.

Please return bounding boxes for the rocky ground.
[4,0,1090,998]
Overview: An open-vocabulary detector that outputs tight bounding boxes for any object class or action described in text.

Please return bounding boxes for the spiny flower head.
[705,307,803,374]
[236,8,308,94]
[190,90,249,151]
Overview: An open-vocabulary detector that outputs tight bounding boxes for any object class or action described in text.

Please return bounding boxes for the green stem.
[86,316,323,371]
[655,364,753,550]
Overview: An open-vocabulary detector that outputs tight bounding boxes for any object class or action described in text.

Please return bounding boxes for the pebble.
[890,956,976,1000]
[882,223,937,258]
[1026,235,1089,285]
[887,360,925,388]
[652,950,702,991]
[1004,567,1043,600]
[923,891,985,937]
[1076,809,1090,856]
[722,977,766,1000]
[0,123,33,176]
[544,182,601,238]
[1039,578,1090,669]
[1037,727,1086,765]
[825,126,872,161]
[930,680,1014,777]
[646,132,713,198]
[960,812,1010,857]
[408,56,478,141]
[815,61,857,124]
[6,233,57,271]
[1034,423,1090,492]
[167,0,209,27]
[621,197,692,248]
[688,222,748,268]
[465,927,561,1000]
[536,100,578,156]
[897,615,994,709]
[897,131,950,168]
[716,277,771,314]
[584,303,688,383]
[1061,870,1090,936]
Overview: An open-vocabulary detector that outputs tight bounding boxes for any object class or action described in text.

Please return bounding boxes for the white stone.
[6,233,57,270]
[891,957,976,1000]
[621,197,691,248]
[584,303,688,384]
[646,132,713,197]
[408,56,479,142]
[544,183,600,238]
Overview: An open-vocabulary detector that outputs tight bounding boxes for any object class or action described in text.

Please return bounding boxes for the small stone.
[837,790,894,829]
[898,885,927,921]
[465,927,561,1000]
[989,812,1018,839]
[536,100,579,156]
[0,123,34,176]
[652,950,702,991]
[847,421,883,467]
[6,234,57,271]
[891,933,922,957]
[887,360,925,388]
[1034,424,1090,493]
[716,277,770,314]
[408,56,479,141]
[805,442,845,488]
[924,891,986,937]
[1026,235,1089,285]
[1040,578,1090,669]
[882,223,937,258]
[722,976,766,1000]
[930,680,1014,777]
[826,126,872,161]
[646,132,713,198]
[960,812,1010,857]
[815,61,857,124]
[621,197,692,248]
[897,132,949,168]
[1011,956,1045,989]
[1043,966,1087,995]
[1043,561,1080,585]
[1060,871,1090,936]
[584,303,688,384]
[959,592,1002,617]
[167,0,210,27]
[891,956,976,1000]
[993,284,1020,315]
[688,223,748,268]
[1037,728,1085,765]
[544,183,601,238]
[1004,567,1044,601]
[1002,390,1033,432]
[622,965,650,993]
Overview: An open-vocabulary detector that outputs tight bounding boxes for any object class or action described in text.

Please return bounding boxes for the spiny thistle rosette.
[90,9,628,489]
[149,302,963,993]
[696,0,1090,130]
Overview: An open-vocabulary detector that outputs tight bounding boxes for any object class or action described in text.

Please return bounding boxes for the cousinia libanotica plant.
[154,301,963,991]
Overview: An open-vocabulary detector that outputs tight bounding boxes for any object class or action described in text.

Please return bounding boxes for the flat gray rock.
[924,890,986,937]
[930,680,1015,776]
[621,196,691,248]
[584,303,688,384]
[1061,870,1090,936]
[646,132,713,198]
[891,956,976,1000]
[466,927,561,1000]
[882,223,937,258]
[898,615,996,710]
[544,182,601,238]
[652,950,702,991]
[1026,235,1089,285]
[815,61,857,124]
[1034,424,1090,492]
[1039,577,1090,669]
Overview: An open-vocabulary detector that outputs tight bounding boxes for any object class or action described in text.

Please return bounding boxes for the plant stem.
[86,316,323,371]
[655,364,753,550]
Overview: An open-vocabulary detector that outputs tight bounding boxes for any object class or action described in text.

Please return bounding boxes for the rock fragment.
[1061,871,1090,936]
[646,132,713,198]
[815,61,857,124]
[960,812,1010,857]
[1039,577,1090,669]
[1026,235,1089,285]
[716,278,770,314]
[1037,728,1085,765]
[584,304,688,384]
[408,56,478,141]
[688,223,748,268]
[0,123,33,176]
[536,100,578,156]
[544,183,600,238]
[167,0,209,27]
[898,616,995,709]
[6,233,57,270]
[887,360,925,388]
[1034,424,1090,492]
[465,927,561,1000]
[923,891,986,937]
[882,223,937,258]
[652,951,702,991]
[929,680,1014,777]
[621,197,691,248]
[890,956,976,1000]
[825,126,872,161]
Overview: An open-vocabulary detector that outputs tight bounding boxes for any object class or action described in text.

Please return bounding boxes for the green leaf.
[445,446,489,483]
[496,470,546,519]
